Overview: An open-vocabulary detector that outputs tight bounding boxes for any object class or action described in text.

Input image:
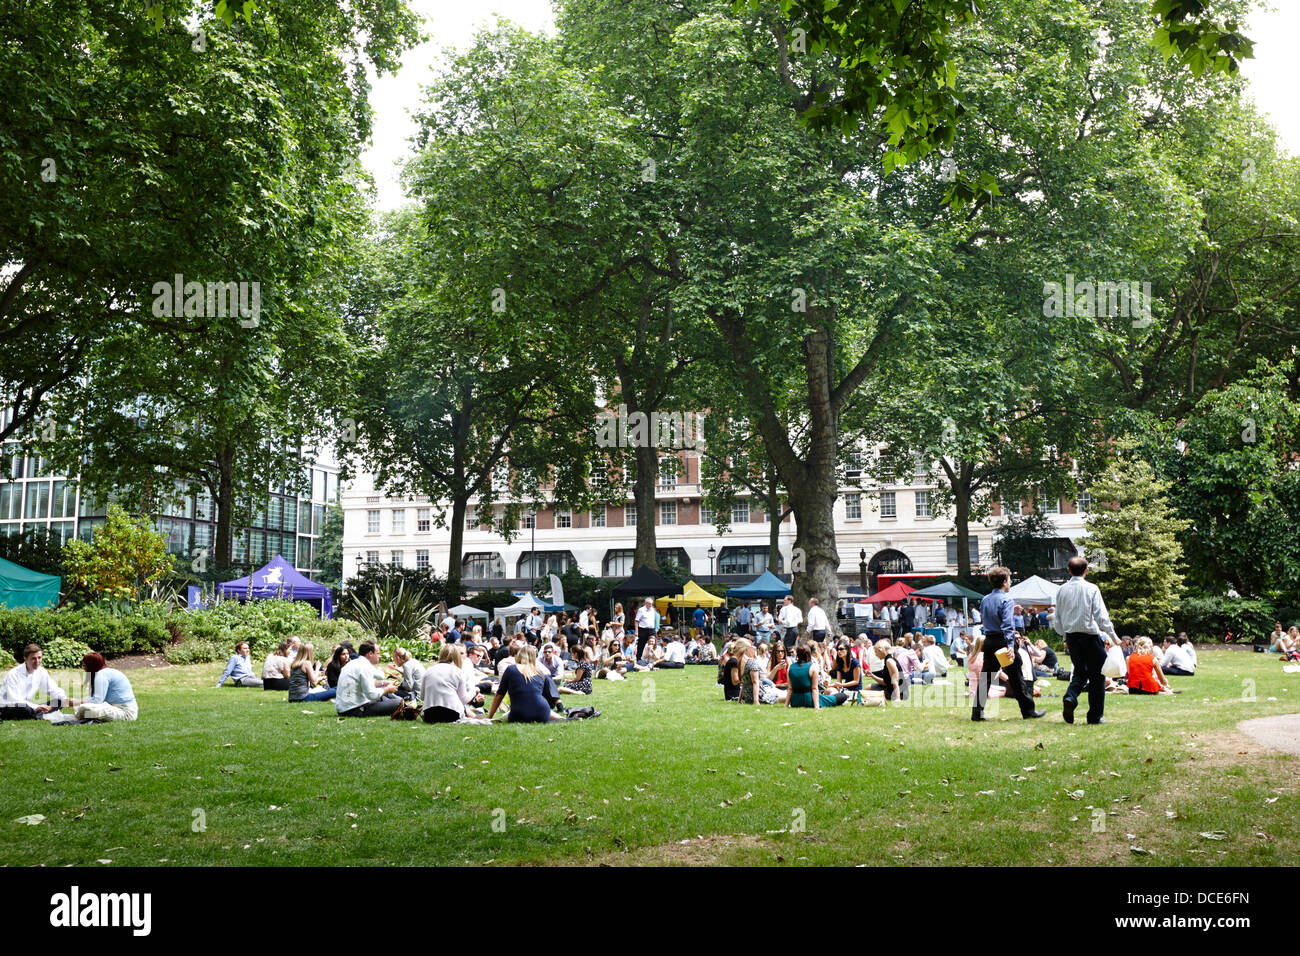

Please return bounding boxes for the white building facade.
[341,448,1091,592]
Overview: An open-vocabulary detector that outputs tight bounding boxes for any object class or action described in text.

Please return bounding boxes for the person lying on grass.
[334,641,402,718]
[486,644,567,722]
[288,643,335,703]
[216,641,263,688]
[0,643,66,720]
[785,641,847,708]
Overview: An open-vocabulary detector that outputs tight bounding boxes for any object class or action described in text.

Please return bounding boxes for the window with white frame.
[366,510,379,533]
[658,456,678,489]
[659,500,677,525]
[416,507,430,532]
[557,509,572,529]
[731,501,749,524]
[915,490,931,518]
[592,507,606,528]
[845,493,862,520]
[391,509,405,533]
[700,503,714,525]
[1001,494,1020,516]
[1040,490,1060,514]
[624,503,637,526]
[523,511,536,529]
[946,536,980,566]
[843,448,863,477]
[390,551,403,567]
[880,491,896,518]
[416,550,429,570]
[1077,492,1092,513]
[366,550,378,565]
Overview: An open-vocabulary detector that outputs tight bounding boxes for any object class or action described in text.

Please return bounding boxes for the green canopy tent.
[0,556,61,610]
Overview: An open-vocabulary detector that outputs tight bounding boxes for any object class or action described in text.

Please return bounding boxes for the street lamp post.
[708,544,717,583]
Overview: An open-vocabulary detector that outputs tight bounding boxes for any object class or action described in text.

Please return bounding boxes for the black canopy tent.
[610,564,678,599]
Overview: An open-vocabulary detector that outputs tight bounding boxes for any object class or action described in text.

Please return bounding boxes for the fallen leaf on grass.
[1066,789,1085,800]
[1199,830,1228,840]
[1129,846,1149,855]
[14,814,45,825]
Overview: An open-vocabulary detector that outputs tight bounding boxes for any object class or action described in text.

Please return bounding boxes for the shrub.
[298,618,367,650]
[1175,596,1277,642]
[55,607,136,657]
[345,579,434,645]
[165,639,228,665]
[38,635,95,669]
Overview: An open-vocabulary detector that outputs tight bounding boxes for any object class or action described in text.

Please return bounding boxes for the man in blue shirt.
[973,567,1044,721]
[734,603,752,637]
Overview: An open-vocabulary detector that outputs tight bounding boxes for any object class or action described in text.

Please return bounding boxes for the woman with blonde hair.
[390,646,426,700]
[486,644,565,722]
[612,603,626,640]
[288,643,334,702]
[422,643,481,722]
[735,638,785,705]
[870,639,905,701]
[1126,636,1174,695]
[262,639,293,691]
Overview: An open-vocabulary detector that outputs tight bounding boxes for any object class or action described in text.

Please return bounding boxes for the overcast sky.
[361,0,1300,211]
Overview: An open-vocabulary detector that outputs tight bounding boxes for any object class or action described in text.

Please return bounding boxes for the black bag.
[565,706,600,720]
[1055,667,1072,681]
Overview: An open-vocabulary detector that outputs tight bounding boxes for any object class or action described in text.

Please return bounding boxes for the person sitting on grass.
[719,641,741,701]
[653,632,687,669]
[262,640,293,691]
[599,638,629,680]
[894,635,925,685]
[392,647,426,701]
[486,644,566,722]
[1159,635,1195,676]
[639,635,664,669]
[828,640,862,696]
[871,639,906,701]
[288,643,335,703]
[63,653,138,722]
[539,643,566,681]
[735,638,785,705]
[785,642,848,709]
[951,631,969,669]
[421,643,488,723]
[334,641,402,718]
[559,638,596,695]
[919,633,950,679]
[1126,637,1176,695]
[1278,626,1300,662]
[325,643,356,689]
[768,641,790,689]
[0,643,66,720]
[216,641,263,688]
[695,638,718,664]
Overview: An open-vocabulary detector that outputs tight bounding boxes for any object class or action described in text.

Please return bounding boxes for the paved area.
[1237,713,1300,756]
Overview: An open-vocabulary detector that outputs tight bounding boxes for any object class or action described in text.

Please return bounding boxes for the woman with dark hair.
[65,653,138,722]
[560,637,597,695]
[785,643,847,709]
[828,641,862,695]
[325,642,356,688]
[262,639,293,691]
[767,641,789,689]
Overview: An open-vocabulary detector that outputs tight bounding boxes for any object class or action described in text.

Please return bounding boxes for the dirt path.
[1237,713,1300,756]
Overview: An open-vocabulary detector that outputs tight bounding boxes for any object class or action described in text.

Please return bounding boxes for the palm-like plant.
[347,577,434,644]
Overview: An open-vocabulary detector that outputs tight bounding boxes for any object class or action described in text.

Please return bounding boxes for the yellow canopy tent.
[655,579,725,617]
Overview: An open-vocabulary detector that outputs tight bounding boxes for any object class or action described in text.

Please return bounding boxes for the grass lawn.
[2,648,1297,866]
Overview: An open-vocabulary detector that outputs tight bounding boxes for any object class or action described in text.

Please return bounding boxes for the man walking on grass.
[972,566,1044,722]
[1053,556,1118,724]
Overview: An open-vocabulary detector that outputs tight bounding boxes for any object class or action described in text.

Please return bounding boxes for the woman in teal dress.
[785,643,847,709]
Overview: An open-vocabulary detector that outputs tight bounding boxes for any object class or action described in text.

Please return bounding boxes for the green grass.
[1,649,1296,866]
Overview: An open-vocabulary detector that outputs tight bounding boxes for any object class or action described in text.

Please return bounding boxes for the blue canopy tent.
[217,554,333,618]
[725,570,791,599]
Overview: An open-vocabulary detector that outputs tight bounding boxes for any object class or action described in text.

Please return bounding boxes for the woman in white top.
[262,640,292,691]
[421,644,479,723]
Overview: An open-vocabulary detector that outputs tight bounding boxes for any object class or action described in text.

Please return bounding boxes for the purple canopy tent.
[217,554,333,618]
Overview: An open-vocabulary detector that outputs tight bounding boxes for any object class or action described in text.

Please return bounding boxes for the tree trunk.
[633,439,658,570]
[787,327,841,612]
[214,444,235,569]
[954,462,973,583]
[766,479,782,573]
[447,495,466,605]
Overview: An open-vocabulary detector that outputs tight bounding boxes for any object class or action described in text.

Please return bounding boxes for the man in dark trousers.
[972,566,1044,721]
[899,599,916,638]
[1053,556,1118,724]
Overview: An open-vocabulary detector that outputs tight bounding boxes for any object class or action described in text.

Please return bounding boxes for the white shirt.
[461,658,485,689]
[421,662,475,717]
[539,653,565,679]
[635,605,656,630]
[441,615,457,631]
[400,658,426,693]
[914,604,929,627]
[578,610,589,629]
[885,606,898,623]
[335,657,384,713]
[663,641,686,664]
[1162,644,1194,672]
[497,655,517,676]
[806,605,830,632]
[0,663,64,707]
[777,603,803,628]
[1051,575,1118,640]
[262,654,290,680]
[921,645,949,677]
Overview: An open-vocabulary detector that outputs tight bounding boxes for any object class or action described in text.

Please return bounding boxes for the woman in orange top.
[1126,637,1173,695]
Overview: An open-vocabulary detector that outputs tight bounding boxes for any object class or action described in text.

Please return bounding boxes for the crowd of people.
[0,644,138,724]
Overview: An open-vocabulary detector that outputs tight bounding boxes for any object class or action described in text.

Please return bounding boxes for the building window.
[880,492,896,518]
[658,457,677,489]
[556,509,572,529]
[462,552,505,579]
[731,501,749,524]
[523,511,536,530]
[603,549,635,577]
[390,550,404,567]
[845,493,861,520]
[592,507,606,528]
[700,503,714,525]
[659,501,677,525]
[915,490,931,518]
[517,550,577,579]
[1040,491,1059,514]
[391,509,405,533]
[366,550,379,565]
[416,550,430,570]
[1001,494,1020,516]
[465,507,476,529]
[718,546,781,576]
[624,504,636,527]
[843,448,862,477]
[1077,492,1092,513]
[417,507,430,532]
[366,510,379,533]
[946,535,980,566]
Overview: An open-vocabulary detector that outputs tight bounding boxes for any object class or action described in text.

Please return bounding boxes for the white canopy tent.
[493,592,548,621]
[1007,574,1061,605]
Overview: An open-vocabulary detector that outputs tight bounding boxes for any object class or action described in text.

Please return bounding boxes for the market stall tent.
[724,570,791,599]
[1007,574,1061,605]
[0,556,60,610]
[655,579,725,614]
[217,554,333,618]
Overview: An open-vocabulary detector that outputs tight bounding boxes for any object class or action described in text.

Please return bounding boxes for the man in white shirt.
[777,595,803,650]
[914,602,929,629]
[0,644,66,720]
[806,597,830,642]
[918,634,949,678]
[1160,637,1195,676]
[1053,557,1119,725]
[334,641,402,717]
[655,633,687,669]
[635,597,657,659]
[441,611,457,632]
[578,608,590,630]
[525,608,543,642]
